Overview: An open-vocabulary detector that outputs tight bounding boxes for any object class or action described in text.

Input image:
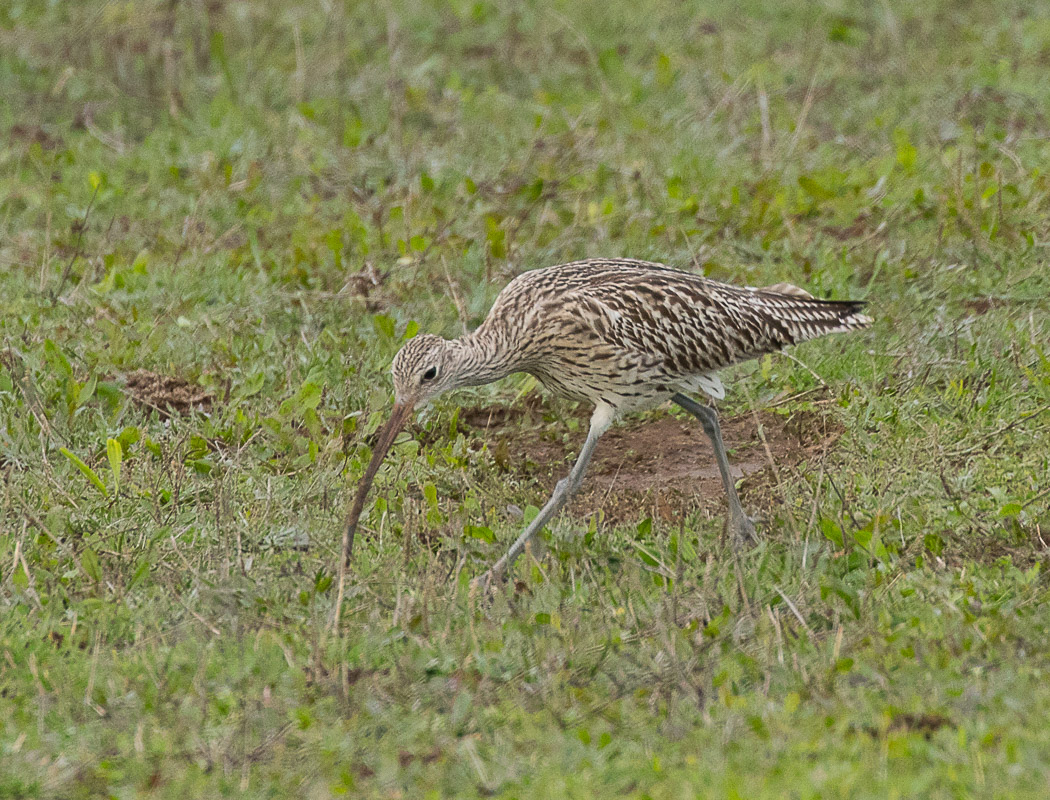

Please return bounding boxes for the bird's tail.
[752,283,872,344]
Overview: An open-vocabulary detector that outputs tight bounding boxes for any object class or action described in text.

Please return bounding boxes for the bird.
[340,258,872,589]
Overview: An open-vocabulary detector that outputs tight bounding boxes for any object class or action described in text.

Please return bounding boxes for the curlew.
[341,258,871,588]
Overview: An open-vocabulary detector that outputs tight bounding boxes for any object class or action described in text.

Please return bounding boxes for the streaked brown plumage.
[393,258,870,410]
[341,258,871,588]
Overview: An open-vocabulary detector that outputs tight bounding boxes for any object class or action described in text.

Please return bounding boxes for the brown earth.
[123,370,212,416]
[457,401,842,525]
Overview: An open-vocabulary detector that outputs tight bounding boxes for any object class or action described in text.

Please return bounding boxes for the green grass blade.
[60,447,110,498]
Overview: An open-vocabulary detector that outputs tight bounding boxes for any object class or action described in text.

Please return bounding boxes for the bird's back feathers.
[471,258,870,408]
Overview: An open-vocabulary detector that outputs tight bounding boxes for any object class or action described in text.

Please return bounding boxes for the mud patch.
[887,712,953,738]
[962,296,1012,317]
[858,712,954,741]
[459,402,841,525]
[123,370,212,416]
[953,521,1050,570]
[10,123,64,151]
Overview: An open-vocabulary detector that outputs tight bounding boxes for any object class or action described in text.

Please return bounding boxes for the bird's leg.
[671,392,758,547]
[473,404,615,591]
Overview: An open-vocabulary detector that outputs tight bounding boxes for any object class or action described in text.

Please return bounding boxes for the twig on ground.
[50,185,98,306]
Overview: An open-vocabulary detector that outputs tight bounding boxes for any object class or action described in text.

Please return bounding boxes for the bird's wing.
[570,272,869,380]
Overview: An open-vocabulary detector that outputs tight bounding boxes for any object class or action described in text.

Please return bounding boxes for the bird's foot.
[727,512,759,549]
[469,567,505,597]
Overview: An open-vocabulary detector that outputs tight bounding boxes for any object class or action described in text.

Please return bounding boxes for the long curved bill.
[339,401,414,567]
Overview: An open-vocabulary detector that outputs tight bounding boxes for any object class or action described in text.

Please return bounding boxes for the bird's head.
[390,333,459,408]
[340,334,463,551]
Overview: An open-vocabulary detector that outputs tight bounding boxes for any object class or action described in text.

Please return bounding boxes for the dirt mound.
[459,401,841,525]
[123,370,212,416]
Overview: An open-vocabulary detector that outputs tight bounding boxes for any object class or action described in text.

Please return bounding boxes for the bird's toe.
[728,513,759,548]
[470,568,503,597]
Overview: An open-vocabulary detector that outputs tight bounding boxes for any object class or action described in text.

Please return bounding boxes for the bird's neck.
[449,329,522,388]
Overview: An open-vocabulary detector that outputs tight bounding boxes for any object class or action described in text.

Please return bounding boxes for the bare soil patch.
[123,370,212,416]
[458,401,841,525]
[962,297,1011,317]
[858,712,955,741]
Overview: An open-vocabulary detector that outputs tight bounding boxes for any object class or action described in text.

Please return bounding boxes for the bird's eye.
[422,366,438,381]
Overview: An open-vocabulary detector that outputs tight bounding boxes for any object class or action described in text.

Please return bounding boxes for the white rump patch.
[680,372,725,399]
[762,282,814,298]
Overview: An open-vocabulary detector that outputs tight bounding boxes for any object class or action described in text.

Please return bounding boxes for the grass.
[1,0,1050,796]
